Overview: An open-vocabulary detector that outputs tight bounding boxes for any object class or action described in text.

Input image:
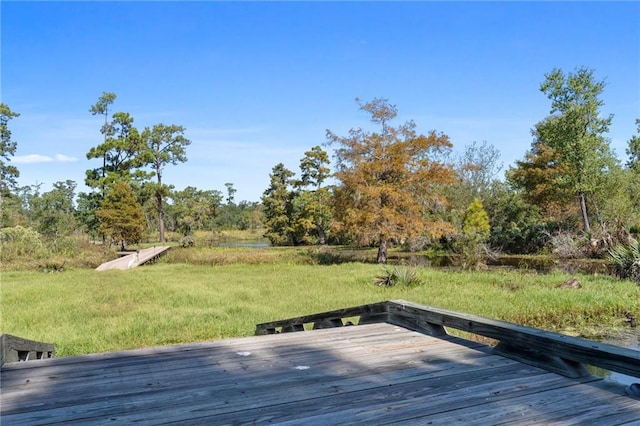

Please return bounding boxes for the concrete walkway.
[95,246,171,271]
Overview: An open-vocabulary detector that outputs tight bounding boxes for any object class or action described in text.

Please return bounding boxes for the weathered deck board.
[1,323,638,425]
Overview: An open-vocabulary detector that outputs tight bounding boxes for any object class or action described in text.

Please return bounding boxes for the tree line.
[1,93,262,251]
[1,67,640,269]
[260,68,640,265]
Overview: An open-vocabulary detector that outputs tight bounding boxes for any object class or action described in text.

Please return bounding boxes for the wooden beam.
[387,299,640,379]
[1,334,56,367]
[255,301,388,335]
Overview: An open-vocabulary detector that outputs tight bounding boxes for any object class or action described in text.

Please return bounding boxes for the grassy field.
[1,247,639,357]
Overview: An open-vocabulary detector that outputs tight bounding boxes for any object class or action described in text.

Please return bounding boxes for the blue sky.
[3,1,639,202]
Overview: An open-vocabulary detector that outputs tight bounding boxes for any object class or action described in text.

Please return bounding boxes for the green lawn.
[1,256,638,357]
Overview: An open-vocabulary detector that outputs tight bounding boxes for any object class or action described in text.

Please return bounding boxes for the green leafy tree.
[0,103,20,209]
[169,187,222,236]
[626,121,640,232]
[483,182,545,254]
[215,199,263,231]
[1,192,27,228]
[86,111,145,190]
[88,92,117,194]
[327,98,456,263]
[581,119,640,239]
[76,191,102,240]
[30,180,78,241]
[139,123,191,242]
[535,67,617,232]
[627,119,640,172]
[589,166,640,237]
[262,147,334,246]
[96,181,146,250]
[294,146,333,244]
[262,163,296,245]
[225,183,237,205]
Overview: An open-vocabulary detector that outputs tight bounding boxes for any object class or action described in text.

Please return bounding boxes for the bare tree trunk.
[579,191,591,233]
[317,226,327,245]
[157,192,165,243]
[157,169,166,243]
[377,239,388,264]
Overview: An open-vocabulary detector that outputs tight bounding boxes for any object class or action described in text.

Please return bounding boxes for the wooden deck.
[2,321,639,424]
[95,246,171,271]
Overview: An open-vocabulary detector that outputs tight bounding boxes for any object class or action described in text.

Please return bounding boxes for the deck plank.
[1,323,638,425]
[2,332,498,415]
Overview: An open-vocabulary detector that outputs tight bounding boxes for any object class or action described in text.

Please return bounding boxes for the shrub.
[549,231,584,259]
[454,198,493,270]
[0,226,47,261]
[180,235,196,248]
[47,235,82,257]
[374,266,422,287]
[38,258,67,273]
[608,238,640,284]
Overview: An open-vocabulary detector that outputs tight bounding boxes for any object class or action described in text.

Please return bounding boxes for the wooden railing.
[0,334,56,367]
[256,299,640,379]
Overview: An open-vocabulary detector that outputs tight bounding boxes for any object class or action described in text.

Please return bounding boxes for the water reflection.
[589,328,638,387]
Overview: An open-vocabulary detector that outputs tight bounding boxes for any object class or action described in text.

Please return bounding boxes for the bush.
[38,258,67,273]
[549,231,584,259]
[374,266,422,287]
[180,235,196,248]
[608,238,640,284]
[0,227,120,271]
[0,226,47,261]
[47,235,82,257]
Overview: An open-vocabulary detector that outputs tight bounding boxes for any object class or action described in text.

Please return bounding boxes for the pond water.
[213,241,270,248]
[589,329,639,388]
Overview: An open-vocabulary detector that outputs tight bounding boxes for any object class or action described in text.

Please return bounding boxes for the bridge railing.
[1,334,56,367]
[256,299,640,379]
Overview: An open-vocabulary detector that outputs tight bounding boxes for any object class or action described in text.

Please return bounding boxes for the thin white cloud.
[13,154,79,164]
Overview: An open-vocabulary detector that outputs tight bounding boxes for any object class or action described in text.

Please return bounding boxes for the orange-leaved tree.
[327,98,456,263]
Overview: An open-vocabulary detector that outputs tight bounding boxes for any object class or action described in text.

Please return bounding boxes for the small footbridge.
[95,246,171,271]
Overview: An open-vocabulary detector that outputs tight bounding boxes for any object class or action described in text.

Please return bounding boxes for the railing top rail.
[255,299,640,379]
[388,299,639,378]
[255,301,387,334]
[1,334,56,367]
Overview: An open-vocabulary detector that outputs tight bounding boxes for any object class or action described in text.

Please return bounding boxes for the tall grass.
[2,250,638,357]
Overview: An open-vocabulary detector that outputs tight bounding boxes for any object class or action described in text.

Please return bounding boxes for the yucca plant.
[374,266,423,287]
[608,238,640,284]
